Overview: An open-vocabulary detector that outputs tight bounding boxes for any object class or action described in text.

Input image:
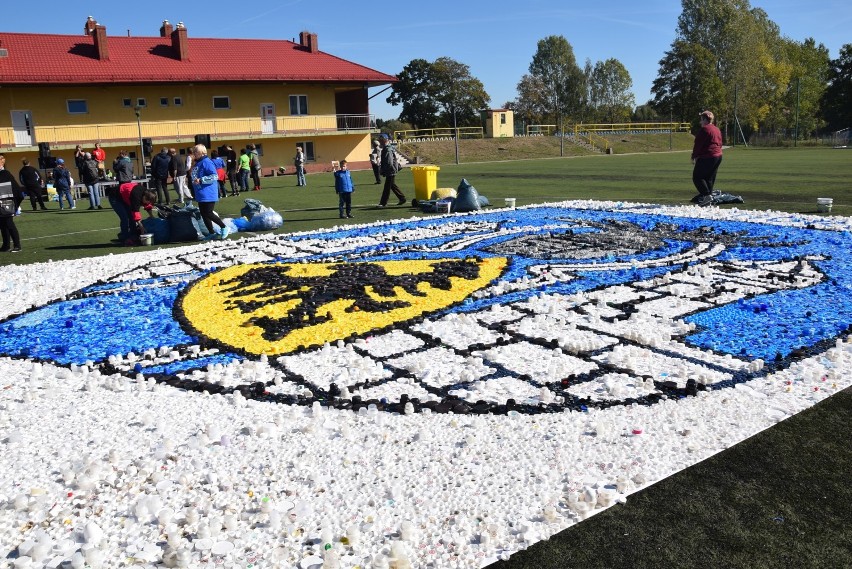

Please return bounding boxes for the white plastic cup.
[817,198,833,213]
[140,233,154,246]
[504,198,516,209]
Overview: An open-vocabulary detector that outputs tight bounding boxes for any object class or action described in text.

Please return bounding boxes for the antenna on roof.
[127,29,131,37]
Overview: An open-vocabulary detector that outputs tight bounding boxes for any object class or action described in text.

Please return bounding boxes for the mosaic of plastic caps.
[1,206,850,414]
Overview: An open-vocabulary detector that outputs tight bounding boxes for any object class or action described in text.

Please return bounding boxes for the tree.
[588,59,635,123]
[527,35,585,125]
[511,74,549,126]
[651,40,725,123]
[429,57,491,128]
[822,44,852,131]
[386,57,489,129]
[386,59,439,129]
[632,102,660,122]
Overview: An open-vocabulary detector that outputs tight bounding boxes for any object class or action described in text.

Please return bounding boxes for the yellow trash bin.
[410,165,440,202]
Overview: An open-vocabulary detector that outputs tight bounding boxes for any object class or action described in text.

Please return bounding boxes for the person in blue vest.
[190,144,230,239]
[333,159,355,219]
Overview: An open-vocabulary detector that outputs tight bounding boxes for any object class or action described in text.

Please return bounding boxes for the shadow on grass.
[45,243,126,251]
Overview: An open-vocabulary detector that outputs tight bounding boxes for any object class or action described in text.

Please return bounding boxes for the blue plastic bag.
[248,211,284,231]
[142,217,170,244]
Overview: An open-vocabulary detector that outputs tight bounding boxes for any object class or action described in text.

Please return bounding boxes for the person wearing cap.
[377,133,406,207]
[691,110,723,207]
[52,158,76,210]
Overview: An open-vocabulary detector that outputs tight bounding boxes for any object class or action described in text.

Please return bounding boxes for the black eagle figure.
[218,259,481,341]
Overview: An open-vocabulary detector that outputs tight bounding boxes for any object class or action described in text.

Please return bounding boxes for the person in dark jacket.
[112,150,134,184]
[150,147,171,205]
[81,152,102,210]
[52,158,75,210]
[378,133,406,207]
[0,154,25,252]
[18,158,48,211]
[168,148,191,205]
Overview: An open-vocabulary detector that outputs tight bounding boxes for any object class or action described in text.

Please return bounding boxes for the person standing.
[248,143,262,191]
[18,158,48,211]
[82,152,102,210]
[0,154,25,252]
[691,110,723,207]
[226,145,239,196]
[169,148,192,205]
[334,159,355,219]
[210,150,227,198]
[190,144,230,239]
[378,133,405,207]
[113,150,134,184]
[294,146,306,187]
[52,158,75,210]
[74,144,87,185]
[150,147,172,205]
[238,149,251,193]
[91,142,106,178]
[369,140,381,184]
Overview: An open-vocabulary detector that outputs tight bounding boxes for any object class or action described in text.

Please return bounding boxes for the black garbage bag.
[142,217,170,244]
[240,198,265,220]
[452,179,481,213]
[169,205,207,241]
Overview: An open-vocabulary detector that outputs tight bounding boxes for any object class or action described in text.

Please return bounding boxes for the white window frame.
[289,95,308,115]
[66,99,88,114]
[212,96,231,110]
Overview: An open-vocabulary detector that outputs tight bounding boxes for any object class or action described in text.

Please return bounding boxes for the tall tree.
[386,59,440,129]
[588,59,635,123]
[527,35,585,125]
[822,44,852,131]
[429,57,491,128]
[651,40,725,123]
[386,57,489,129]
[511,74,549,127]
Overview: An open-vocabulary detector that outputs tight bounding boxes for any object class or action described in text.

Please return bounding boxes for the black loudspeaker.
[38,142,51,158]
[142,138,153,157]
[194,134,211,148]
[217,145,228,157]
[38,156,57,169]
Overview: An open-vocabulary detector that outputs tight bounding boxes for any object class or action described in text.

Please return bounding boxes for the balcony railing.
[1,113,375,148]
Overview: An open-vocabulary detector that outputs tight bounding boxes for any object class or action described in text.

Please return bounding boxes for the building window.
[67,100,88,114]
[136,98,147,108]
[254,144,264,156]
[500,113,506,124]
[122,98,132,108]
[213,96,230,110]
[160,97,169,107]
[289,95,308,115]
[173,97,183,107]
[296,141,315,161]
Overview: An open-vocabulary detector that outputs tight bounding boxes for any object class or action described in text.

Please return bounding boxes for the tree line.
[383,0,850,139]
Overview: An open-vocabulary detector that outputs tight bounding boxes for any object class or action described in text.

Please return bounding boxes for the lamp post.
[134,105,145,178]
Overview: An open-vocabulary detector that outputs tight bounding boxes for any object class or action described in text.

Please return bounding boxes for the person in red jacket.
[114,181,156,246]
[691,110,723,207]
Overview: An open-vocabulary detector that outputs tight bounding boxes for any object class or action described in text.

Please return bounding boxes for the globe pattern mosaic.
[1,205,849,415]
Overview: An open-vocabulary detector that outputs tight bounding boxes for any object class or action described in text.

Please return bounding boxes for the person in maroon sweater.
[691,110,723,207]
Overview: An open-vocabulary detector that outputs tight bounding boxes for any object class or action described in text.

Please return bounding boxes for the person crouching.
[114,182,156,246]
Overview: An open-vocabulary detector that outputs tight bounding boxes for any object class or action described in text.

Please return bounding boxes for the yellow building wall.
[485,110,514,138]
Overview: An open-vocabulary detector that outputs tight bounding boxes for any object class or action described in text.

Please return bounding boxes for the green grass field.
[4,146,851,266]
[3,144,852,568]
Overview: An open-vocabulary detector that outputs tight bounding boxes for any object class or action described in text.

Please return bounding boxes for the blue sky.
[4,1,849,120]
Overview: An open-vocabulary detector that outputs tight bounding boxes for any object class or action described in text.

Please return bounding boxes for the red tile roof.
[0,32,397,85]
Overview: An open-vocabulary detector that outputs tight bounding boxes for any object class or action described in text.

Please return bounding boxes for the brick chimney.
[92,24,109,61]
[159,20,174,38]
[299,31,318,53]
[171,22,188,61]
[83,16,97,35]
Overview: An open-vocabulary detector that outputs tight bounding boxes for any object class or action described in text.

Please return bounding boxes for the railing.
[526,124,557,136]
[577,122,691,133]
[393,127,484,140]
[572,128,611,153]
[0,113,375,148]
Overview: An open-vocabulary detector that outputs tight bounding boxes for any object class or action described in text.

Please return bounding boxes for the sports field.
[3,146,850,266]
[1,146,851,569]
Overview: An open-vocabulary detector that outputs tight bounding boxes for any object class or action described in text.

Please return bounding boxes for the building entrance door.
[260,104,275,134]
[11,111,34,146]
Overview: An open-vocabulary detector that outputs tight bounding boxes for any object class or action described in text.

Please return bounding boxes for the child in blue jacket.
[334,160,354,219]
